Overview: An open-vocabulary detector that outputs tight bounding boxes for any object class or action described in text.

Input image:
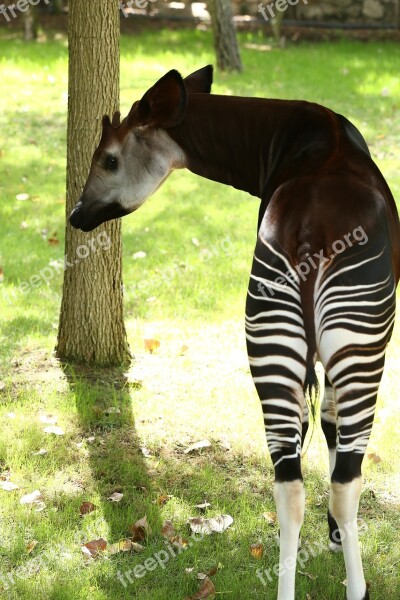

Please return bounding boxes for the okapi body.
[69,66,400,600]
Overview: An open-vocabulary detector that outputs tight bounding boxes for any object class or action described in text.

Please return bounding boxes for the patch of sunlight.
[356,73,400,97]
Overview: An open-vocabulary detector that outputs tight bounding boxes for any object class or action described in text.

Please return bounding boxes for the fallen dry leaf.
[48,237,59,246]
[184,440,211,454]
[197,566,218,580]
[188,514,233,535]
[299,570,317,580]
[43,425,65,436]
[33,448,48,456]
[170,535,189,550]
[39,414,57,425]
[16,193,30,201]
[262,511,277,524]
[367,452,381,464]
[129,515,152,542]
[161,520,175,539]
[157,494,172,506]
[108,492,123,502]
[80,501,97,516]
[108,538,135,554]
[103,406,121,415]
[26,540,38,553]
[195,502,211,511]
[180,344,189,355]
[81,538,107,561]
[0,481,19,492]
[185,577,216,600]
[130,541,146,552]
[218,438,231,451]
[250,543,264,559]
[20,490,43,505]
[144,338,160,354]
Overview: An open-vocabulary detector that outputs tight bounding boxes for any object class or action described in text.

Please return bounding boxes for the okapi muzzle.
[69,196,130,232]
[69,66,211,232]
[68,64,400,600]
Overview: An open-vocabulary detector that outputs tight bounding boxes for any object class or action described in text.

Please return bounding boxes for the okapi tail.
[298,260,320,424]
[304,364,320,423]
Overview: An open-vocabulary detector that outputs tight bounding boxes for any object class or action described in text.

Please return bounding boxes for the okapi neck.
[167,94,327,199]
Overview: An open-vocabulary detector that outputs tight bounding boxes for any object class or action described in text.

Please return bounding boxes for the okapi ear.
[100,115,112,141]
[185,65,213,94]
[136,69,187,129]
[111,111,121,127]
[102,115,112,130]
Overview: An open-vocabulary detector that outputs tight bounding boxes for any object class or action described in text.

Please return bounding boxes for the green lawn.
[0,29,399,599]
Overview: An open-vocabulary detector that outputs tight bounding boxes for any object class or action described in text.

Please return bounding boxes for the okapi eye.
[104,154,118,171]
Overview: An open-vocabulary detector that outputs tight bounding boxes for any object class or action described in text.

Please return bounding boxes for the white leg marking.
[274,480,305,600]
[330,478,366,600]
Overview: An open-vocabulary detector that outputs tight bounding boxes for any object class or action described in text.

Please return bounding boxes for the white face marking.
[87,129,186,214]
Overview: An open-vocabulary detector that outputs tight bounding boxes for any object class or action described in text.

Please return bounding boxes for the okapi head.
[69,65,213,232]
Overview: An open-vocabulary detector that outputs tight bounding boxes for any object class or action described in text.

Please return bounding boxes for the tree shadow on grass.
[55,363,165,600]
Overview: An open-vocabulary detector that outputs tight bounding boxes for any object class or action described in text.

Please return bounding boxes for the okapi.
[69,66,400,600]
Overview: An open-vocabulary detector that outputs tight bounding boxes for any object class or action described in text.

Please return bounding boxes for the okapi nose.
[69,201,83,229]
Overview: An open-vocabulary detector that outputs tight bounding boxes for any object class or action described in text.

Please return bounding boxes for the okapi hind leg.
[315,239,396,600]
[327,378,384,600]
[301,395,309,447]
[330,463,368,600]
[321,373,343,551]
[246,238,308,600]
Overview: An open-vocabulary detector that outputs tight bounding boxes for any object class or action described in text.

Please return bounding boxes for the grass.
[0,28,400,599]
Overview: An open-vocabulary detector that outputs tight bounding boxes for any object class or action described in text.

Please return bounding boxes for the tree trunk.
[208,0,242,72]
[57,0,131,366]
[23,6,37,41]
[270,11,285,49]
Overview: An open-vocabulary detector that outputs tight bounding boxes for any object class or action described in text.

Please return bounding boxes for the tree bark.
[208,0,242,72]
[270,10,285,49]
[57,0,131,366]
[23,6,37,41]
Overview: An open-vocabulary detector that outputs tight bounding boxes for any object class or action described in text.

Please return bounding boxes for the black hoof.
[328,509,342,546]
